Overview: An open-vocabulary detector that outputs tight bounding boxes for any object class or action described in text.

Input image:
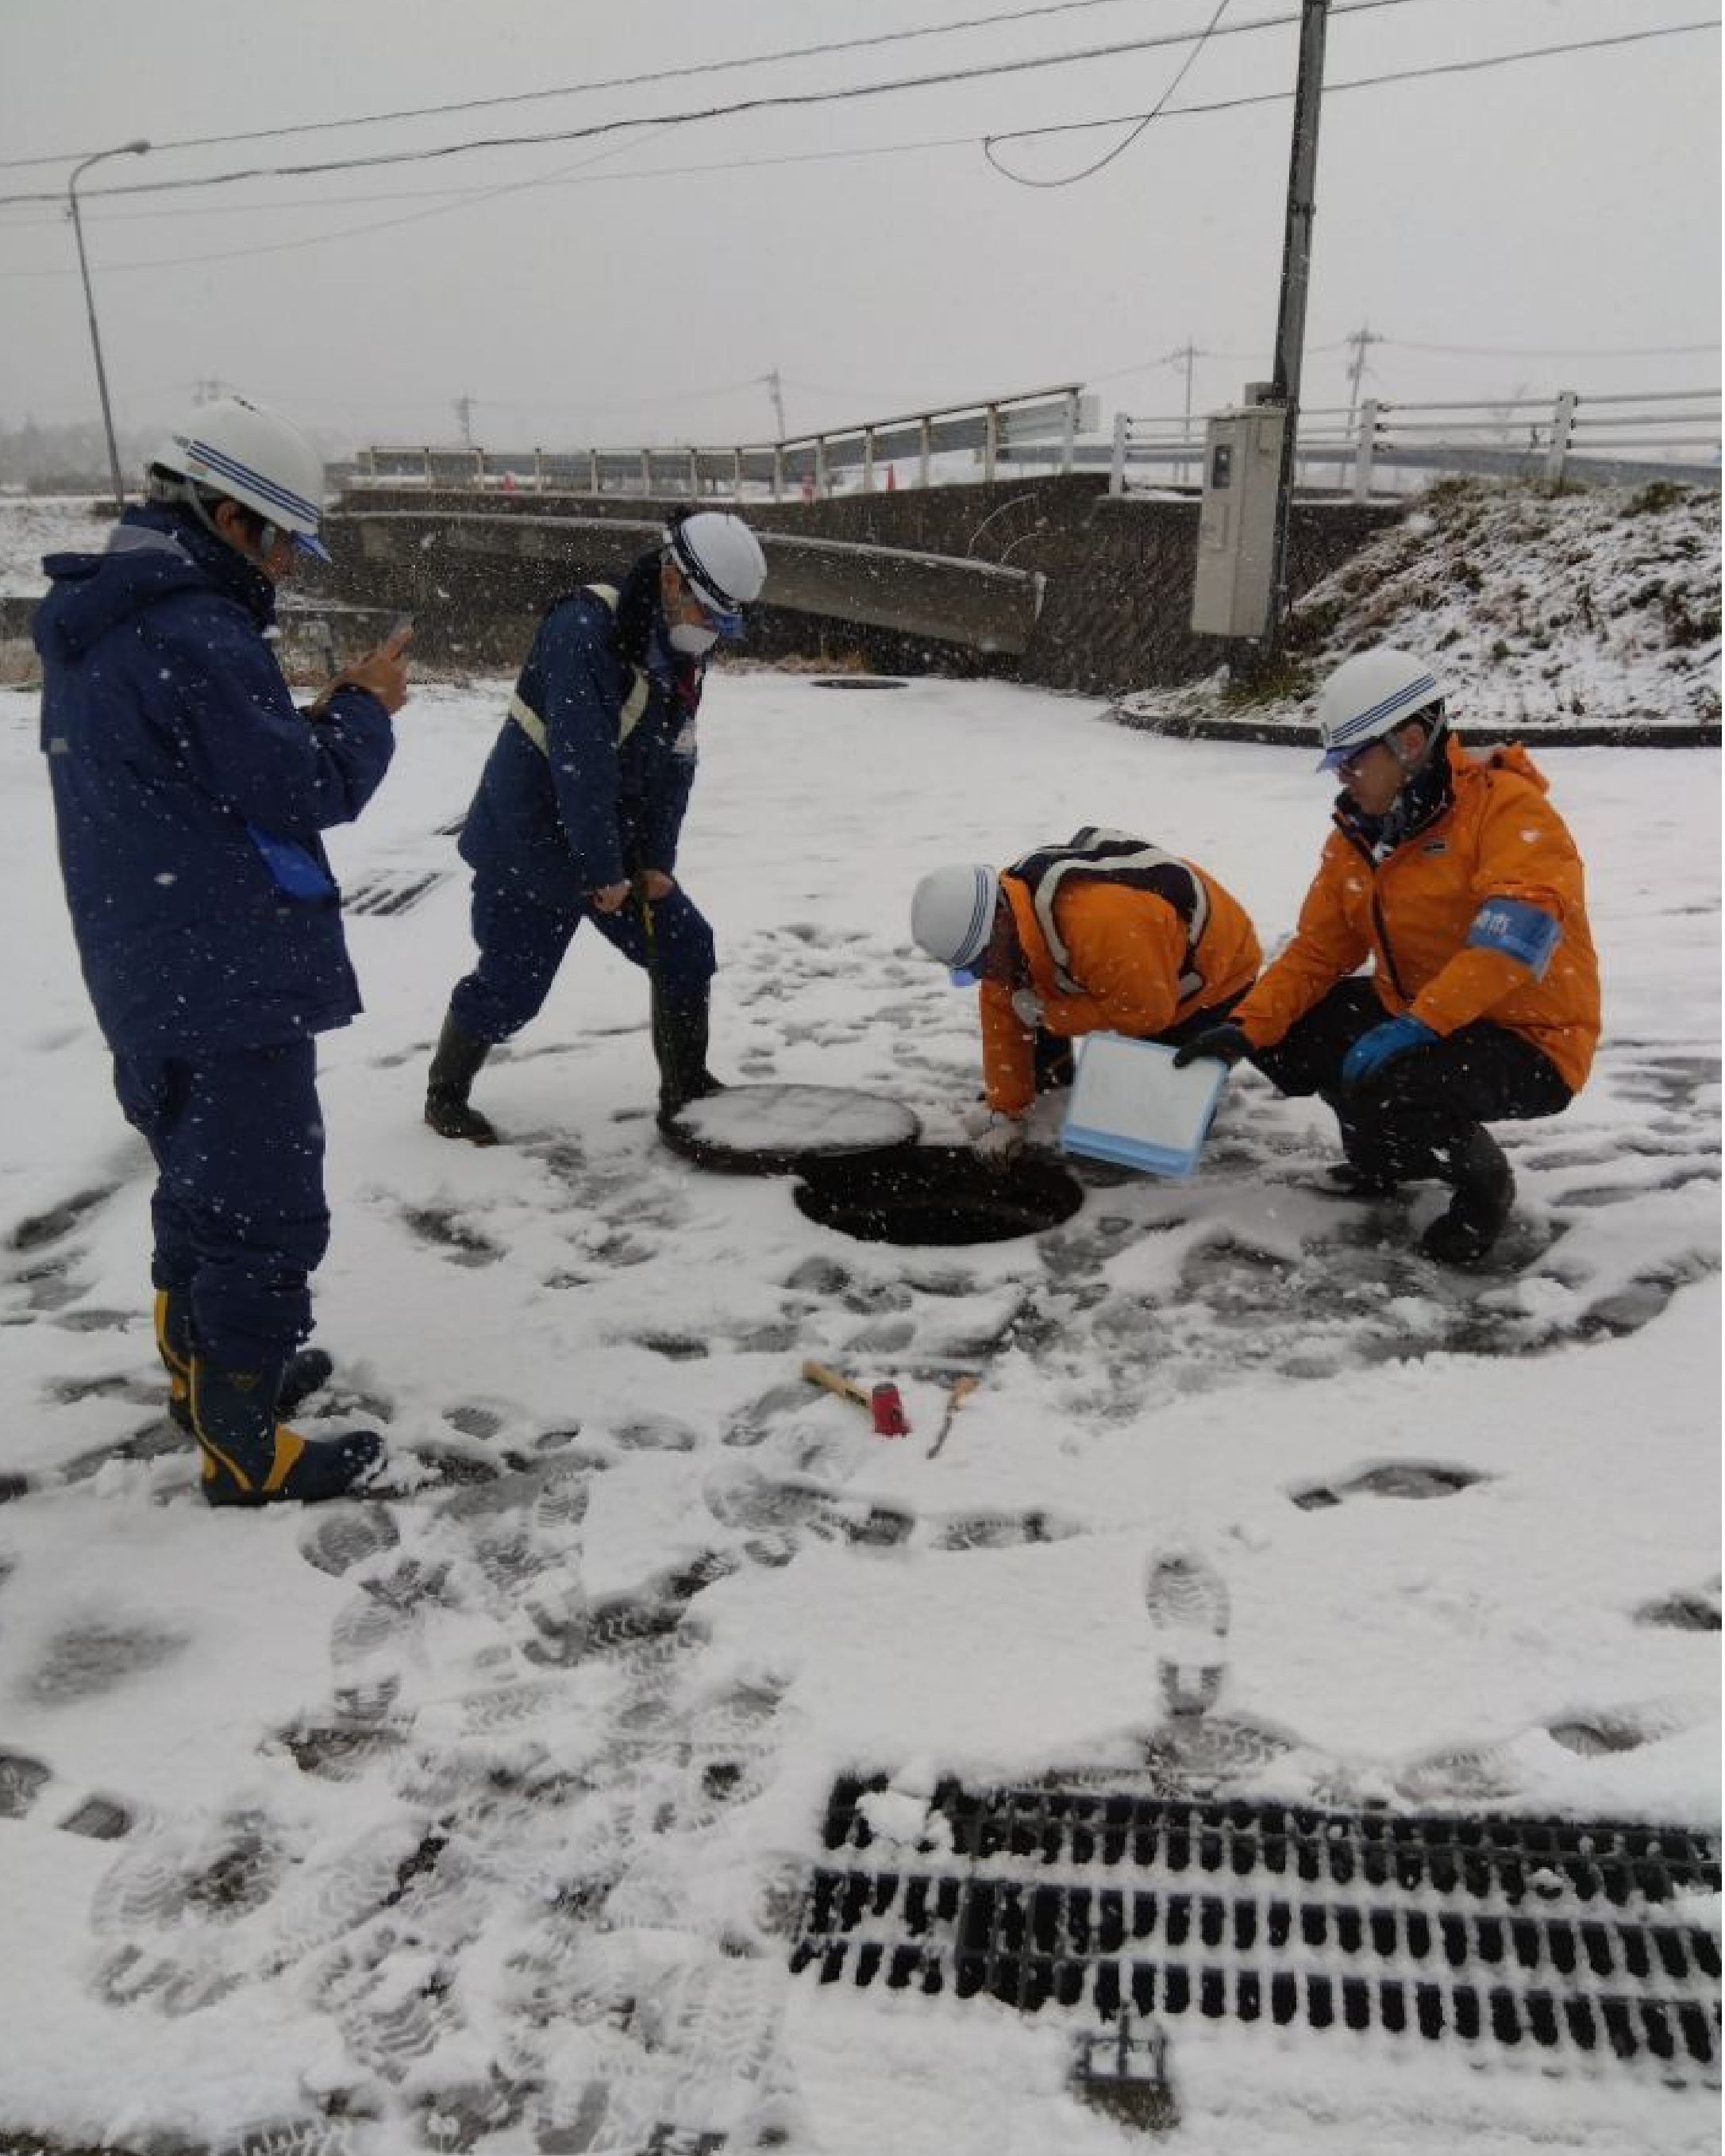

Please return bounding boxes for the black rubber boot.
[653,984,726,1128]
[155,1290,333,1434]
[1421,1126,1515,1264]
[190,1356,385,1507]
[1323,1161,1402,1199]
[425,1010,499,1144]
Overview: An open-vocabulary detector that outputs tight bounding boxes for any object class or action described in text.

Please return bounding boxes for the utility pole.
[1261,0,1330,653]
[1342,321,1384,437]
[764,368,787,441]
[1337,321,1385,483]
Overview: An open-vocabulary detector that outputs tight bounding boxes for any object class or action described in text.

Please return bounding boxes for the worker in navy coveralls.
[423,508,768,1143]
[35,396,410,1505]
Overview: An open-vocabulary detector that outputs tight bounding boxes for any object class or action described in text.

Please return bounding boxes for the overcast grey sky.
[1,0,1718,454]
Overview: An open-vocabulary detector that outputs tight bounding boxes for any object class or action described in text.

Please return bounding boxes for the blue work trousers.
[112,1040,329,1368]
[450,876,716,1043]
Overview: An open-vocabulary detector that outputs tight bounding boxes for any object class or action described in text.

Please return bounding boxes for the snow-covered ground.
[1,649,1718,2154]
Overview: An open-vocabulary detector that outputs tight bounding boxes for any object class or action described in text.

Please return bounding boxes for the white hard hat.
[153,395,331,562]
[1315,647,1445,772]
[911,864,1000,977]
[663,510,767,633]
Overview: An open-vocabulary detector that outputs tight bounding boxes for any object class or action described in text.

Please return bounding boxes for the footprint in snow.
[25,1616,191,1704]
[1546,1699,1702,1755]
[1288,1461,1488,1510]
[1635,1580,1722,1632]
[0,1747,135,1838]
[6,1183,119,1254]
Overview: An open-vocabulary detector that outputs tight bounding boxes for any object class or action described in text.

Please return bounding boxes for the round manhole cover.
[810,677,909,691]
[659,1084,920,1175]
[795,1145,1082,1245]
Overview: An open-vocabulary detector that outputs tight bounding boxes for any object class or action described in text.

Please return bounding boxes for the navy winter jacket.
[457,555,703,909]
[35,504,395,1056]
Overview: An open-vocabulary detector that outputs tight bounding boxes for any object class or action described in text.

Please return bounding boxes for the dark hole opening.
[794,1145,1083,1245]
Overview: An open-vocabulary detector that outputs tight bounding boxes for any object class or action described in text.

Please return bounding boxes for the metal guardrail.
[1107,388,1722,495]
[349,386,1099,500]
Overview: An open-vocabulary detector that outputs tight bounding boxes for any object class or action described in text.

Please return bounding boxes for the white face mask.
[667,620,719,657]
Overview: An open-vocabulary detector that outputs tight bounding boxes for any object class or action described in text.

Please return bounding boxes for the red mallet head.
[870,1382,911,1437]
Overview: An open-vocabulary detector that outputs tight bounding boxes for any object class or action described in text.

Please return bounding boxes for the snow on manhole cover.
[659,1084,919,1175]
[791,1776,1723,2083]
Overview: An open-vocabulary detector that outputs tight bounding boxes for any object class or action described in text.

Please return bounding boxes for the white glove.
[1011,987,1045,1030]
[971,1114,1026,1168]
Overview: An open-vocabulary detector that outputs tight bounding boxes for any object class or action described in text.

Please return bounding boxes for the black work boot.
[1421,1126,1515,1264]
[1324,1161,1402,1199]
[155,1289,332,1434]
[425,1010,499,1144]
[190,1356,385,1507]
[653,984,726,1128]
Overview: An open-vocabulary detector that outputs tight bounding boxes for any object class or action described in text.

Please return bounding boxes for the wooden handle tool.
[928,1373,981,1458]
[801,1358,872,1410]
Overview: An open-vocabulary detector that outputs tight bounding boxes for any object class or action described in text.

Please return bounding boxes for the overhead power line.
[0,14,1713,270]
[0,1,1430,209]
[0,0,1158,171]
[984,0,1234,187]
[984,17,1719,155]
[1380,337,1723,358]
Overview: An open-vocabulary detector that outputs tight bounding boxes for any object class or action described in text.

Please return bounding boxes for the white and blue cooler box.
[1059,1034,1227,1178]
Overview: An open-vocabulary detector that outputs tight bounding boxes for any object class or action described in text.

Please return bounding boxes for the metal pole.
[67,140,151,509]
[1262,0,1329,650]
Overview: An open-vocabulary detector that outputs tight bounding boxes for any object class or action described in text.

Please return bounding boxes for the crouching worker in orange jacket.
[911,829,1261,1165]
[1175,648,1600,1264]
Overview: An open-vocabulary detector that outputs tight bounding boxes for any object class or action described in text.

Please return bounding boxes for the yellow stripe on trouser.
[153,1289,190,1411]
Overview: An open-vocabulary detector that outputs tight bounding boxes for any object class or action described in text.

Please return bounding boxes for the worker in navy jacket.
[35,396,409,1505]
[424,509,768,1142]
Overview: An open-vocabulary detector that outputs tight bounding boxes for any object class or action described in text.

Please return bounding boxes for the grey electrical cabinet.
[1190,399,1287,637]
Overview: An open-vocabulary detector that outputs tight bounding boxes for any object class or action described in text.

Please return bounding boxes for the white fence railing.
[341,384,1719,502]
[1107,388,1722,496]
[348,385,1099,499]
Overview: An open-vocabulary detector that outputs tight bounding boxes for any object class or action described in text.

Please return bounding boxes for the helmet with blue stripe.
[662,510,767,638]
[1315,647,1446,772]
[152,395,331,563]
[911,862,1001,983]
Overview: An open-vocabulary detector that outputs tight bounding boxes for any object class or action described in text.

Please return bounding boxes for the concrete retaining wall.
[325,477,1400,697]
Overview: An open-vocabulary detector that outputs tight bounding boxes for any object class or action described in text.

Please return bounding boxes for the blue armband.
[247,823,337,901]
[1466,898,1561,978]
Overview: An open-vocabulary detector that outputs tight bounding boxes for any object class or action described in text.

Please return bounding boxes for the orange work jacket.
[1233,737,1600,1092]
[980,861,1261,1114]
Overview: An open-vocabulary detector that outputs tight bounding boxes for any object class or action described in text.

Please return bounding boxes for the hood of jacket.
[1334,731,1551,857]
[34,502,276,664]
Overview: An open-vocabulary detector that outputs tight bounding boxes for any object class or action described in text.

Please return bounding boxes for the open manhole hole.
[795,1145,1083,1245]
[810,676,910,690]
[791,1775,1723,2082]
[660,1084,920,1175]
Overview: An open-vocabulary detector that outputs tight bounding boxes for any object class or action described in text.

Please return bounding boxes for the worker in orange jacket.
[911,829,1261,1162]
[1176,647,1600,1263]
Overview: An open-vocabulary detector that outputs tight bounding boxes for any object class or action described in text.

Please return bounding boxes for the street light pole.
[67,139,151,510]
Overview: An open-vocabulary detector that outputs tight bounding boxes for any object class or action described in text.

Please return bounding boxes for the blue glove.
[1341,1014,1436,1088]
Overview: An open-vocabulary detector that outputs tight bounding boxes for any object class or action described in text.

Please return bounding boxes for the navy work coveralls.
[35,505,395,1366]
[449,551,715,1042]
